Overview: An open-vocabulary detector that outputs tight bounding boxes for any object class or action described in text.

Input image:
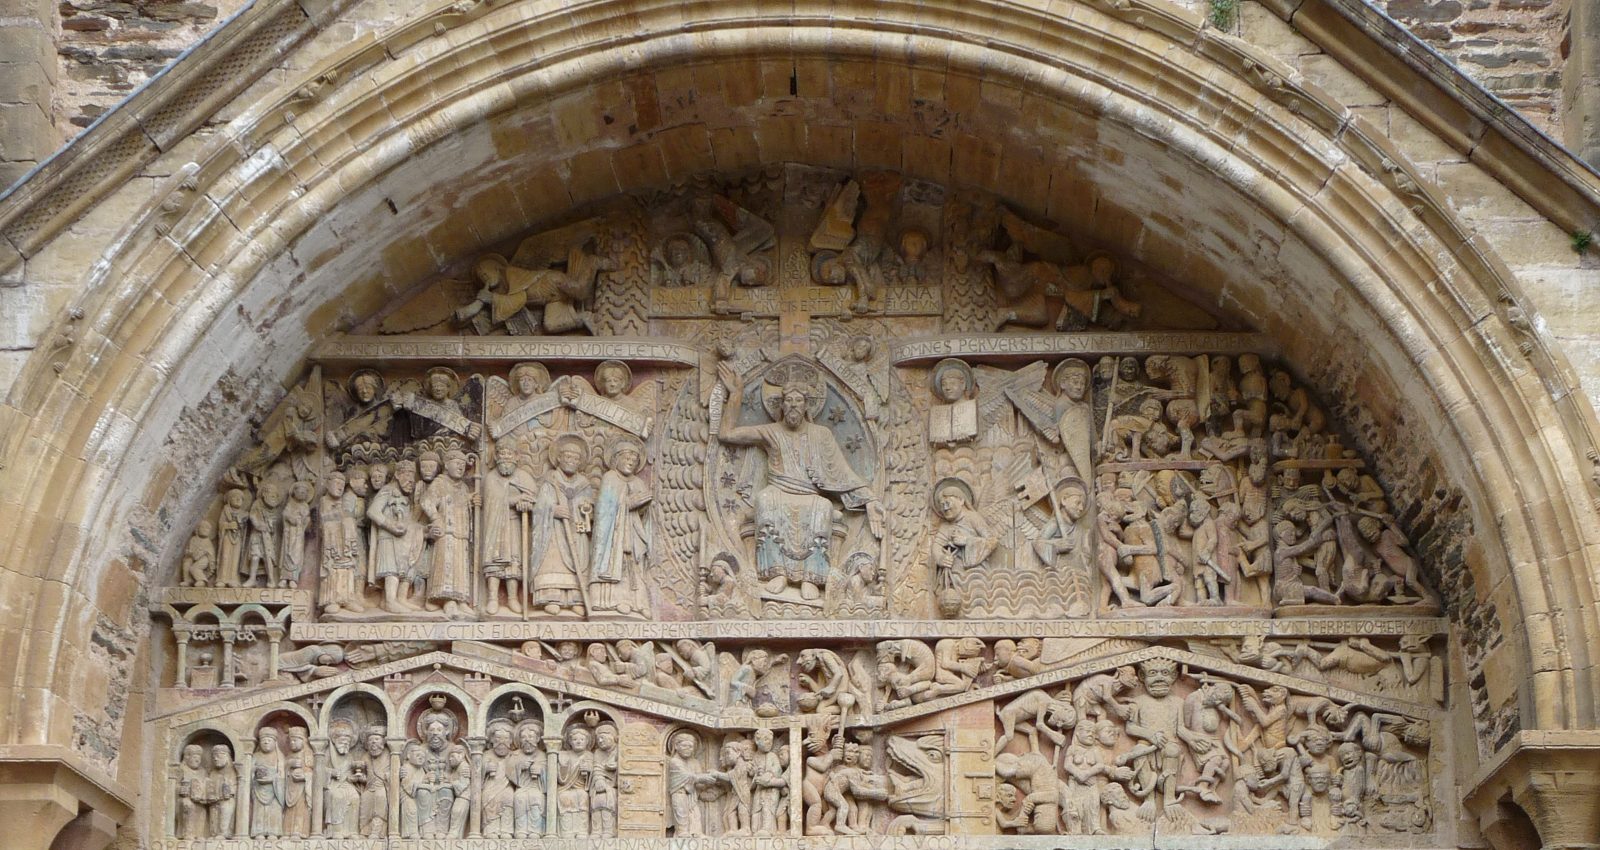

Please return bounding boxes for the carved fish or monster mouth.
[885,735,945,818]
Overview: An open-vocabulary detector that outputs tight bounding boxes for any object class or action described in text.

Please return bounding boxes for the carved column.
[266,626,284,681]
[219,627,237,689]
[466,736,484,838]
[788,723,803,837]
[235,740,254,838]
[386,737,404,838]
[173,630,191,689]
[165,760,179,838]
[309,738,327,836]
[544,736,560,838]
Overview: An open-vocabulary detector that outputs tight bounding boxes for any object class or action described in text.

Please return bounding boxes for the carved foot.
[801,581,821,601]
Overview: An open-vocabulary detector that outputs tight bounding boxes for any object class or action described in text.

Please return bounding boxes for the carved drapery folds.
[150,166,1449,845]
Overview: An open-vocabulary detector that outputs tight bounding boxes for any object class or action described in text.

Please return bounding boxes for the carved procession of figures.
[153,164,1452,846]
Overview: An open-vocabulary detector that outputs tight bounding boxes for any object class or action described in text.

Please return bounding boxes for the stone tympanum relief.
[150,165,1446,847]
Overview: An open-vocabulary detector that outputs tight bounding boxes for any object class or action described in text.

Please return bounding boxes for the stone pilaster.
[0,0,55,190]
[1567,0,1600,169]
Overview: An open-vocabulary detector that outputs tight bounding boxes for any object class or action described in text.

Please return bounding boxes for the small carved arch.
[552,699,625,738]
[250,701,318,737]
[170,724,244,766]
[396,684,475,740]
[476,684,554,736]
[181,604,226,626]
[320,683,398,738]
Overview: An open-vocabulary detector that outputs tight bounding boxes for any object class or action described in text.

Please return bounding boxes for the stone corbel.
[0,746,135,850]
[1463,730,1600,850]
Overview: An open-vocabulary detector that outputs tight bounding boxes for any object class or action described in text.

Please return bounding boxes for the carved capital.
[1464,730,1600,849]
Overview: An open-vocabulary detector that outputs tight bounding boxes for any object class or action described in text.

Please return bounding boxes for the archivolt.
[2,0,1597,769]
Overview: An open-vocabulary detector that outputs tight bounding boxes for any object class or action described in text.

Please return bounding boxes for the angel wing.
[625,381,660,426]
[485,375,513,423]
[714,195,777,257]
[510,218,605,269]
[1000,209,1075,264]
[324,377,355,434]
[378,277,477,334]
[977,450,1044,537]
[810,180,860,252]
[653,375,709,609]
[1006,385,1061,444]
[974,360,1050,430]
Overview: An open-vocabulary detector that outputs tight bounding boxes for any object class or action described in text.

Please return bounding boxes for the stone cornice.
[0,744,136,820]
[1286,0,1600,235]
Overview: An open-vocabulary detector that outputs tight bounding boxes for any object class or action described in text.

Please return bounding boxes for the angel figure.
[818,334,887,422]
[653,233,711,288]
[1008,358,1095,481]
[929,477,1000,581]
[557,360,657,441]
[809,183,884,313]
[325,369,407,454]
[487,362,565,449]
[233,378,320,479]
[928,359,978,446]
[693,195,776,314]
[455,219,616,334]
[393,366,482,443]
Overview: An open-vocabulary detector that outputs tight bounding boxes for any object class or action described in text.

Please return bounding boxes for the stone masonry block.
[0,102,53,162]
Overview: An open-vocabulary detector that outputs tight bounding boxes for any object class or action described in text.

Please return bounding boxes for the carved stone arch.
[4,4,1585,750]
[553,699,626,737]
[4,0,1600,845]
[180,604,227,626]
[476,683,555,735]
[319,683,399,739]
[394,682,477,739]
[169,723,247,766]
[249,700,319,736]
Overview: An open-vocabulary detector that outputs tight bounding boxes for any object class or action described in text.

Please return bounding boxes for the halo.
[1051,358,1091,394]
[607,435,644,468]
[932,476,977,509]
[474,252,509,280]
[549,433,590,468]
[485,717,515,741]
[594,359,633,393]
[1083,249,1119,277]
[1054,476,1088,496]
[660,232,709,267]
[423,366,461,397]
[928,358,975,400]
[811,250,843,284]
[760,361,827,421]
[508,362,551,393]
[348,369,386,404]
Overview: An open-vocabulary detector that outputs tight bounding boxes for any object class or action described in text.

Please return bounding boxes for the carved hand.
[717,362,740,393]
[553,506,570,520]
[467,423,483,441]
[866,500,885,539]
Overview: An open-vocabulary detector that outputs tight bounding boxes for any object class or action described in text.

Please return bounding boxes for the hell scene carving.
[150,165,1445,846]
